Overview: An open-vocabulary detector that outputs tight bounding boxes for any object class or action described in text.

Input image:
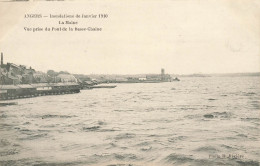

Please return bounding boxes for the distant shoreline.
[76,72,260,79]
[176,72,260,77]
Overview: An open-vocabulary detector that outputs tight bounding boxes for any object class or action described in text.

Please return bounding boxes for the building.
[146,74,161,81]
[57,74,78,83]
[146,68,172,81]
[138,77,147,81]
[0,54,22,85]
[6,63,24,76]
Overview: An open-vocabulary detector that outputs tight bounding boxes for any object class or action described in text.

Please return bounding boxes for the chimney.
[1,52,3,66]
[161,68,165,75]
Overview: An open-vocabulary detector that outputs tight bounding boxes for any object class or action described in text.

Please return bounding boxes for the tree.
[47,70,58,77]
[58,71,70,75]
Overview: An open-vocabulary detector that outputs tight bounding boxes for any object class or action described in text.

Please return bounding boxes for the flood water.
[0,77,260,166]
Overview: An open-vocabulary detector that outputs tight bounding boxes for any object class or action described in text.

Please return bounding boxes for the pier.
[0,83,80,101]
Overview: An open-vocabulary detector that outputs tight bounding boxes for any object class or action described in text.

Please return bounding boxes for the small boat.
[172,77,180,81]
[91,85,117,89]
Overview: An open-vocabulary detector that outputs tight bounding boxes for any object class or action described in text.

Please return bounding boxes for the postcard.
[0,0,259,165]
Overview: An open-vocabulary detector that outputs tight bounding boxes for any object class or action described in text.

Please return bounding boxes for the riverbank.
[0,83,80,101]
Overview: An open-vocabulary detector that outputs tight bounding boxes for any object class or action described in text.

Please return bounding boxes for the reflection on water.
[0,77,260,166]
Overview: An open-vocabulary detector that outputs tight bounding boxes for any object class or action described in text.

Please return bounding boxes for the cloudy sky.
[0,0,259,75]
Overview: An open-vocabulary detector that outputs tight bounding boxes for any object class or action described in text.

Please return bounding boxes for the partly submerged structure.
[0,53,80,101]
[124,68,177,83]
[0,83,80,100]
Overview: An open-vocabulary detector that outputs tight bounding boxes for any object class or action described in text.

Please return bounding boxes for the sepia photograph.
[0,0,259,165]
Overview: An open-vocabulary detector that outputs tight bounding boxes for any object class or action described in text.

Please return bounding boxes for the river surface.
[0,77,260,166]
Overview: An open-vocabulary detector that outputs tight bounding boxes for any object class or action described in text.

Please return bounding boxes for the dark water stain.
[204,114,214,118]
[0,114,8,118]
[194,146,220,153]
[0,139,11,147]
[0,149,19,156]
[204,112,232,119]
[168,136,187,143]
[140,146,152,151]
[236,134,248,138]
[180,107,198,111]
[100,128,118,132]
[164,153,194,164]
[208,98,217,101]
[220,144,235,150]
[241,118,260,122]
[243,92,257,96]
[236,160,259,166]
[82,126,101,132]
[87,153,140,163]
[18,133,48,140]
[0,123,15,130]
[114,109,134,112]
[23,122,31,125]
[41,114,76,119]
[107,164,135,166]
[115,133,136,140]
[33,161,84,166]
[164,153,229,166]
[143,118,173,123]
[134,141,151,147]
[250,102,260,110]
[114,153,138,160]
[98,120,107,125]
